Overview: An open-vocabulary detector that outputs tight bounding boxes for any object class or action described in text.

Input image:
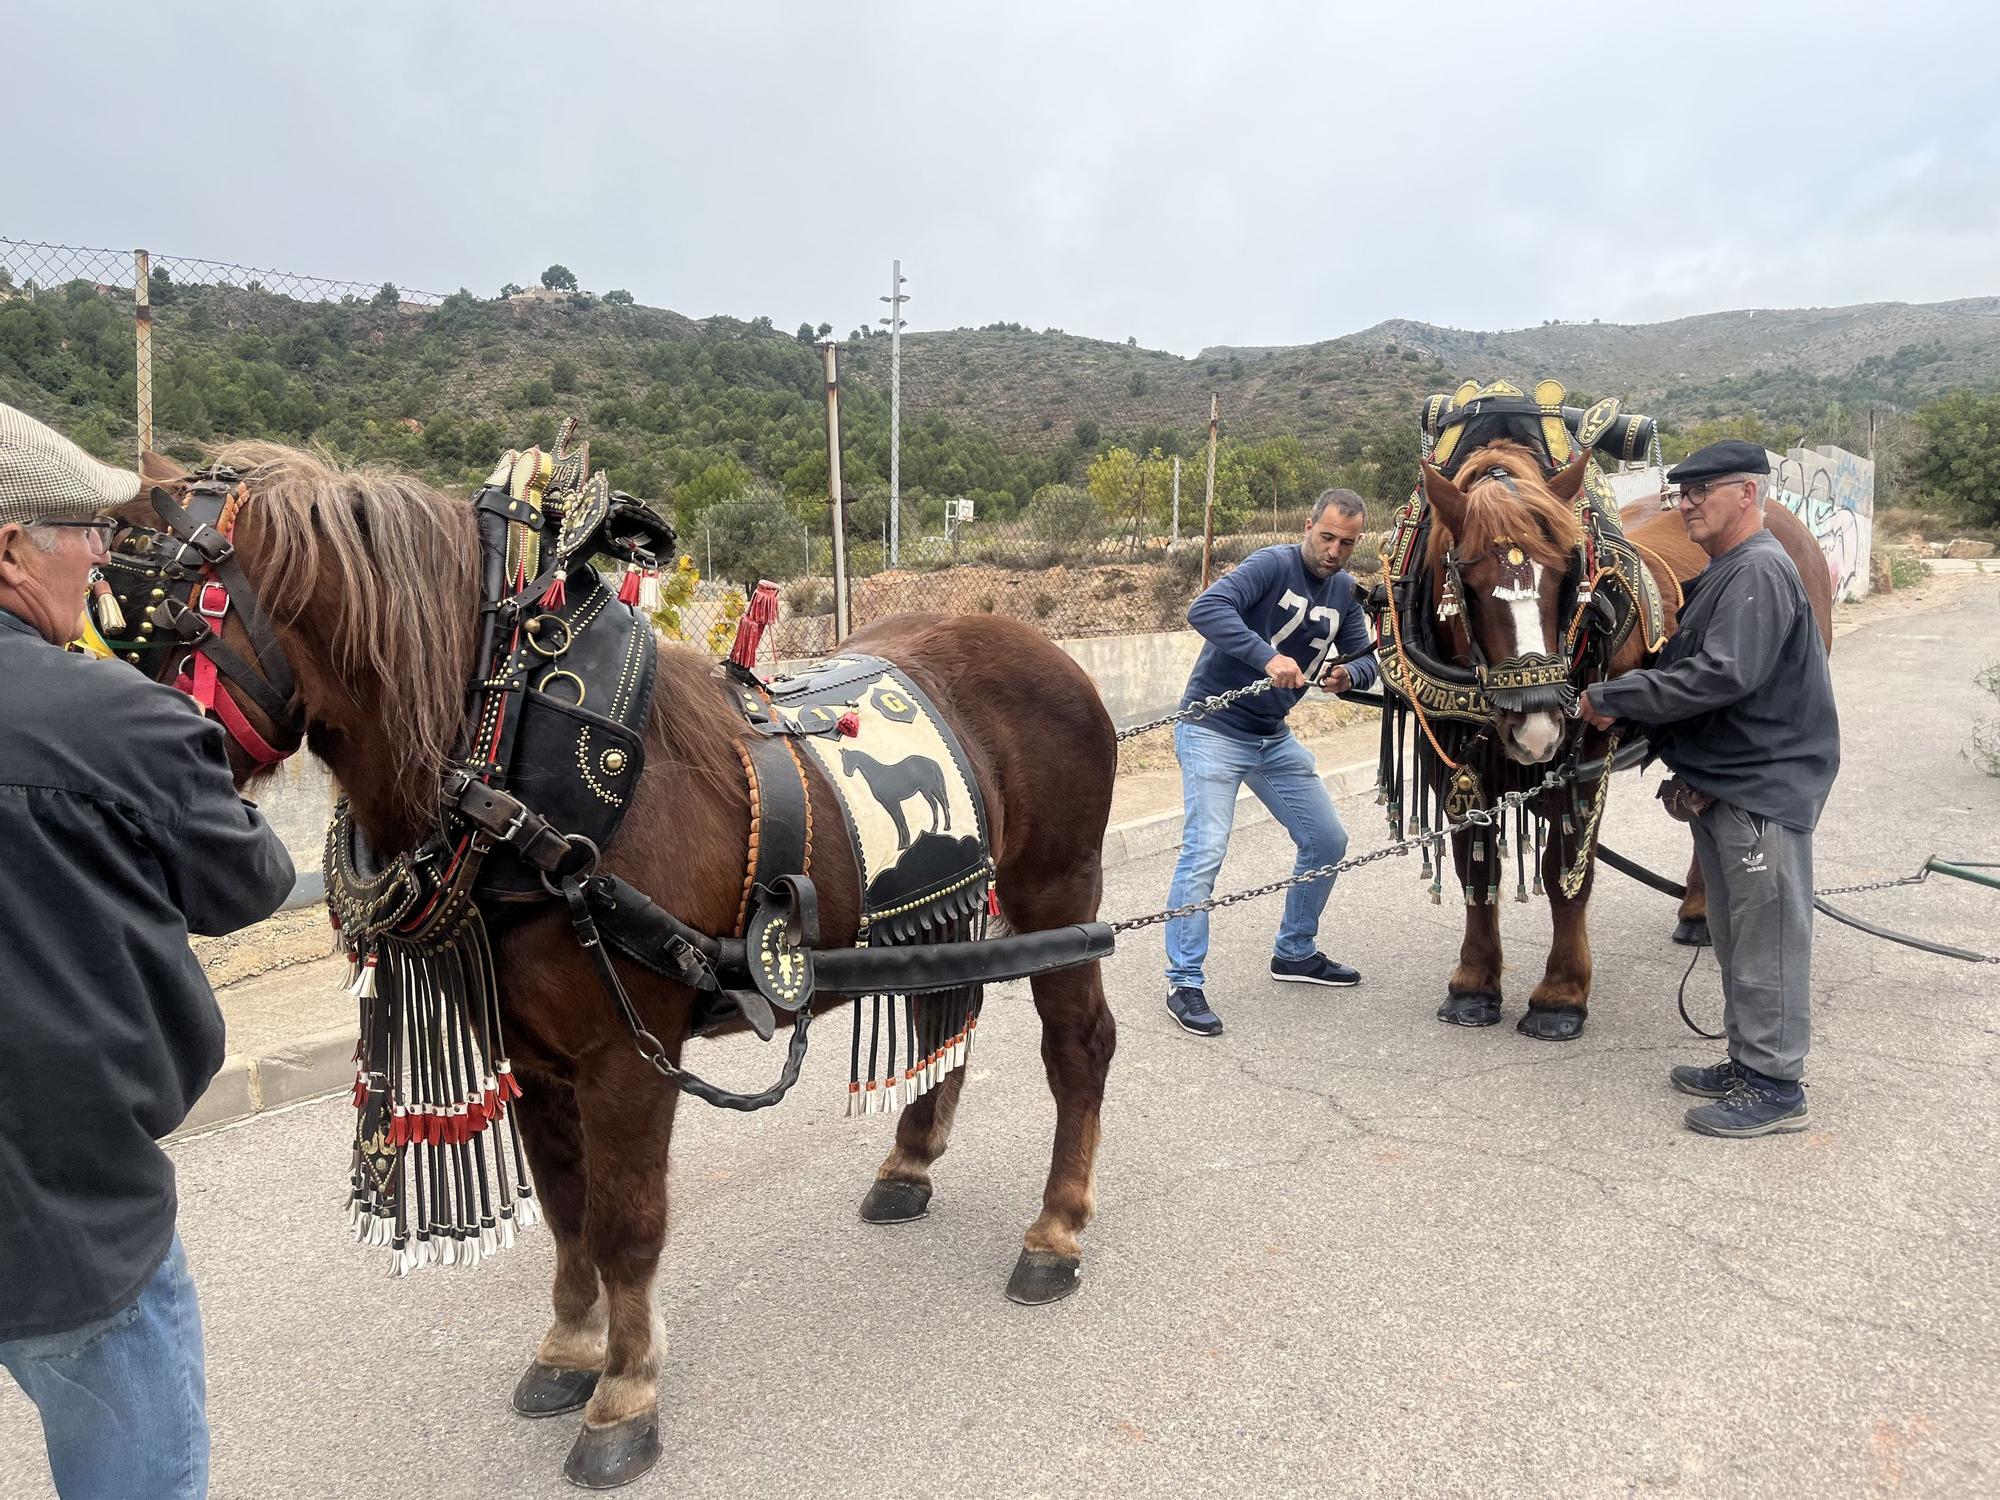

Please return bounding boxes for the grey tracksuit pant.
[1691,798,1815,1082]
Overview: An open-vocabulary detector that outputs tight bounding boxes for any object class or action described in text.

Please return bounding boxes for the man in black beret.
[1577,439,1838,1138]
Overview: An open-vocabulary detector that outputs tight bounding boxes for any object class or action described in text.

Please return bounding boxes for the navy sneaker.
[1167,986,1223,1036]
[1270,953,1361,987]
[1670,1057,1744,1098]
[1684,1078,1809,1138]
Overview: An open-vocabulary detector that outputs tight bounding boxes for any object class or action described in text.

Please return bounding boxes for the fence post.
[1172,454,1181,544]
[820,339,850,641]
[133,249,153,463]
[1201,392,1219,587]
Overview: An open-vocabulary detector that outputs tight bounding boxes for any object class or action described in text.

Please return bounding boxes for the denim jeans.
[0,1233,209,1500]
[1165,721,1349,990]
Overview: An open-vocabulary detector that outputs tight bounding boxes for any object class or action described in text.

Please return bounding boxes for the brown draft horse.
[1416,440,1831,1035]
[118,443,1118,1487]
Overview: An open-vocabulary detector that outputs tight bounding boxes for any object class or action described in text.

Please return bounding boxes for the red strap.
[179,648,292,766]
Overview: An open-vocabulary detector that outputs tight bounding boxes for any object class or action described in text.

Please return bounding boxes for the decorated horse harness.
[1368,378,1672,904]
[102,425,1110,1274]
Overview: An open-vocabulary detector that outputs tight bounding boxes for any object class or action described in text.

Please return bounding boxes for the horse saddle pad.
[731,654,993,942]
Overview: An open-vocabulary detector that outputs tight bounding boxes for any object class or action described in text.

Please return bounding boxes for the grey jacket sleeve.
[1590,562,1796,726]
[140,699,297,937]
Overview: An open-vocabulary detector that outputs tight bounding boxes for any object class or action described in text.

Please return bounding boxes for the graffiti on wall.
[1770,445,1873,602]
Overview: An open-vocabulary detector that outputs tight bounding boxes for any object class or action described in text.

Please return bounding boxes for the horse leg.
[1674,841,1712,947]
[560,1052,681,1490]
[1519,809,1596,1041]
[859,1063,969,1224]
[1436,828,1505,1027]
[509,1074,607,1419]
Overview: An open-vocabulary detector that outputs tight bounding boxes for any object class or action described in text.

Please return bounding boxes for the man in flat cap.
[0,403,294,1499]
[1578,438,1838,1139]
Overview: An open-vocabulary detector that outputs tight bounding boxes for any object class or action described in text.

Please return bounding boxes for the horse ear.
[1548,446,1590,503]
[1420,462,1468,537]
[138,450,183,485]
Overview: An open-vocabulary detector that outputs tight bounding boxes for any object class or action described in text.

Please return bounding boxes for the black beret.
[1666,439,1771,484]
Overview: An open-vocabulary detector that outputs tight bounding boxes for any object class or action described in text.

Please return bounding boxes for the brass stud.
[138,622,154,636]
[150,587,166,599]
[525,617,541,635]
[125,653,141,664]
[601,749,628,775]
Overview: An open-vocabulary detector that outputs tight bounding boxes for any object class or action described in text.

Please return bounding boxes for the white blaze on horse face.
[1494,560,1564,763]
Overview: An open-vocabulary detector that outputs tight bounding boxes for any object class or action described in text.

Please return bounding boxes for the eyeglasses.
[40,519,120,555]
[1674,479,1751,509]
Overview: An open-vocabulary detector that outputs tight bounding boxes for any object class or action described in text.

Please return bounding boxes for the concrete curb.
[176,757,1381,1138]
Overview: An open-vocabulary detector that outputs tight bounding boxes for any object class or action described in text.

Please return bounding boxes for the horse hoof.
[512,1362,600,1419]
[1672,917,1711,948]
[1436,992,1502,1027]
[563,1407,662,1490]
[1005,1249,1081,1306]
[1516,1007,1585,1042]
[859,1179,932,1225]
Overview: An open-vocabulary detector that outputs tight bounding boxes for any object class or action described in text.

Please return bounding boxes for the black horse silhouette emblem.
[839,747,952,850]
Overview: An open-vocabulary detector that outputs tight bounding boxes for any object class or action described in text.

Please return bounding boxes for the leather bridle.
[102,466,304,766]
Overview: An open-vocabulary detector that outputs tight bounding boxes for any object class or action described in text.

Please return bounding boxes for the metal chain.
[1813,871,1933,898]
[1110,760,1578,933]
[1115,678,1277,741]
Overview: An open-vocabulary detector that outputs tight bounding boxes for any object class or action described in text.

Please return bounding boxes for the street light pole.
[878,260,909,568]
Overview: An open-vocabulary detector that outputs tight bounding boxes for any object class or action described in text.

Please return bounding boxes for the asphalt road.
[4,581,1996,1499]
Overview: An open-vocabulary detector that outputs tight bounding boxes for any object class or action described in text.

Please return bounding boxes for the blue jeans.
[1165,721,1349,990]
[0,1234,209,1500]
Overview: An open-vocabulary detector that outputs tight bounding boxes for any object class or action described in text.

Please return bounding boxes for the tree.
[1073,418,1101,451]
[540,264,578,291]
[604,288,635,306]
[796,322,815,343]
[816,322,832,339]
[1128,371,1148,397]
[148,265,174,306]
[499,282,524,298]
[1915,390,2000,524]
[373,282,400,309]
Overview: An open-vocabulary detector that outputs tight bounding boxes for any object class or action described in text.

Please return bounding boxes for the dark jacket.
[1590,530,1839,833]
[0,608,294,1339]
[1181,544,1379,740]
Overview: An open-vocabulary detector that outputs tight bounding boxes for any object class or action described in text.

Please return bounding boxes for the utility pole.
[820,339,850,641]
[878,260,910,567]
[1172,455,1181,544]
[133,249,153,464]
[1201,393,1220,587]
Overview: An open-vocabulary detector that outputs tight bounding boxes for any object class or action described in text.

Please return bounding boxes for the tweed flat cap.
[0,402,141,528]
[1666,439,1771,485]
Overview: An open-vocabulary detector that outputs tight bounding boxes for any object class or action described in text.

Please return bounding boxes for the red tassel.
[389,1109,409,1147]
[986,886,1001,918]
[539,573,566,611]
[497,1065,523,1102]
[837,711,860,738]
[617,563,642,605]
[728,580,783,667]
[351,1075,369,1109]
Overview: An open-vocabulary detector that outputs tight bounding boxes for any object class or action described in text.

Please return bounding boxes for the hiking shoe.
[1684,1079,1809,1138]
[1167,986,1223,1036]
[1670,1057,1745,1098]
[1270,953,1361,987]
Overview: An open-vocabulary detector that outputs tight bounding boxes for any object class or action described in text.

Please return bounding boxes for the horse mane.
[208,440,479,802]
[1425,441,1583,571]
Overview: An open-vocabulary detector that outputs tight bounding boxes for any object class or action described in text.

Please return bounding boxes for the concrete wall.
[1770,445,1874,602]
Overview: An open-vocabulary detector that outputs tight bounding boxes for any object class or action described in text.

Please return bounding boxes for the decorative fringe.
[844,896,989,1118]
[89,569,126,632]
[347,914,537,1276]
[539,572,567,612]
[617,562,642,606]
[637,565,661,614]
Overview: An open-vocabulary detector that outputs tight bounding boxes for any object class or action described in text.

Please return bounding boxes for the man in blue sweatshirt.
[1165,488,1378,1035]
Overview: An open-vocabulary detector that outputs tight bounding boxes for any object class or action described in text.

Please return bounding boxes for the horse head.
[106,444,478,854]
[1420,441,1589,766]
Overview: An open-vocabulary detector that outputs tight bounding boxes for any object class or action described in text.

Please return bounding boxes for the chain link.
[1115,678,1278,742]
[1110,760,1577,933]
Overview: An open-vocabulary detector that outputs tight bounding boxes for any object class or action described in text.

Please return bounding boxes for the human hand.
[1265,655,1307,691]
[1574,689,1617,731]
[1319,664,1353,694]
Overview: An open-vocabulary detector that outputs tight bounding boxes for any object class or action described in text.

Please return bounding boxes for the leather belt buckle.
[196,581,230,621]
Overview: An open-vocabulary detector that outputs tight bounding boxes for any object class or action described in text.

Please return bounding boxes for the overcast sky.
[14,1,1999,355]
